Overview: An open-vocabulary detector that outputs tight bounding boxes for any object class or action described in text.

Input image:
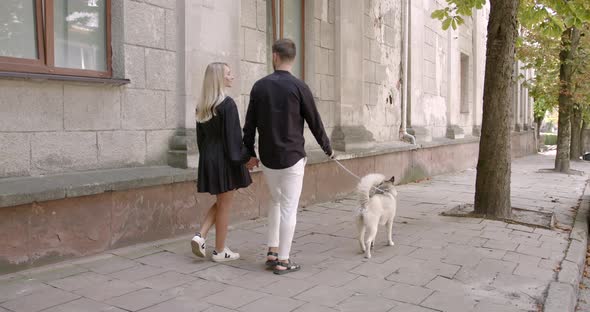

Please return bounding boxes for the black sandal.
[265,252,278,267]
[273,259,301,275]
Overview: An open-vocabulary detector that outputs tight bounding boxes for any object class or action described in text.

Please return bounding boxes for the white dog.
[355,174,397,259]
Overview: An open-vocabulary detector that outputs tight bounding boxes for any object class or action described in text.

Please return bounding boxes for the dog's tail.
[355,173,386,216]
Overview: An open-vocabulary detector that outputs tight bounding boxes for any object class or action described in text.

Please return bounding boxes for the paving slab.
[18,264,88,282]
[135,271,197,290]
[204,286,267,309]
[292,303,339,312]
[381,282,434,304]
[138,296,212,312]
[48,271,112,292]
[0,277,51,302]
[202,306,235,312]
[40,298,127,312]
[575,218,590,312]
[72,278,144,301]
[336,294,398,312]
[104,288,176,311]
[294,285,355,307]
[107,263,169,282]
[420,290,479,311]
[1,286,80,312]
[237,296,305,312]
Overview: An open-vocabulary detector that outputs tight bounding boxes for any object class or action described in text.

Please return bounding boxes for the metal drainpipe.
[400,0,416,145]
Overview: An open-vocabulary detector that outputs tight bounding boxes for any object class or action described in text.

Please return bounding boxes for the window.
[0,0,111,77]
[266,0,305,79]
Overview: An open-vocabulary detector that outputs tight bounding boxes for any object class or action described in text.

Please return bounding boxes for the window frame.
[0,0,112,78]
[269,0,305,80]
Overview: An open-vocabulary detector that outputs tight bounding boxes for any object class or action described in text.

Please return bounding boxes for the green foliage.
[543,133,558,145]
[519,1,590,126]
[520,0,590,37]
[518,21,561,121]
[431,0,486,30]
[430,0,590,127]
[572,24,590,115]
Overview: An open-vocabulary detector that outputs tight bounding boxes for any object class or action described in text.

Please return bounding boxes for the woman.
[191,62,252,262]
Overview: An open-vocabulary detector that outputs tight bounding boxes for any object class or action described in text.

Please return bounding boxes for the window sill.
[0,71,130,85]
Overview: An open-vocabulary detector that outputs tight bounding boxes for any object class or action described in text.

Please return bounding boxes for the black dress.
[197,97,252,194]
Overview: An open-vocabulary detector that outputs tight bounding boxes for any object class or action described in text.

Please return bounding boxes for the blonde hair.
[196,62,228,123]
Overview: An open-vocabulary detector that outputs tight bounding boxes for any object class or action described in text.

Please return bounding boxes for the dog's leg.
[357,217,366,252]
[387,217,395,246]
[365,224,378,259]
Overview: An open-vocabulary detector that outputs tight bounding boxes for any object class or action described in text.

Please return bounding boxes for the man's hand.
[246,157,260,170]
[328,151,336,160]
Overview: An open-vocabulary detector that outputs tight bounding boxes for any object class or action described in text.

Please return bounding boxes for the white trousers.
[263,158,306,260]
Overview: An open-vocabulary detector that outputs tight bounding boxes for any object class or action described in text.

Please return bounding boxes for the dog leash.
[331,158,362,180]
[331,158,387,194]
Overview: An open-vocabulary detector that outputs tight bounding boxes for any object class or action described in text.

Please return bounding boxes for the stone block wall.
[238,0,339,152]
[0,0,179,178]
[303,0,337,150]
[0,0,535,179]
[410,0,448,139]
[454,14,475,135]
[362,0,403,142]
[239,0,269,124]
[409,0,487,140]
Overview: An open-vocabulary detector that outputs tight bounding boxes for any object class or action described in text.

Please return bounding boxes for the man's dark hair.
[272,39,296,61]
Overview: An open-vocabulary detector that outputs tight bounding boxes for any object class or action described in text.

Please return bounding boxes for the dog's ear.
[389,176,395,183]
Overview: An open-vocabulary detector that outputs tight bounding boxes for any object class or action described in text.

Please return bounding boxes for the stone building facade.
[0,0,535,272]
[1,0,179,178]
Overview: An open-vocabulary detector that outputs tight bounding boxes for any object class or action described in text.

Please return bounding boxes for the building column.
[471,7,483,137]
[514,62,523,132]
[169,0,242,168]
[406,0,431,142]
[522,76,531,130]
[445,25,464,139]
[331,0,375,151]
[168,0,192,168]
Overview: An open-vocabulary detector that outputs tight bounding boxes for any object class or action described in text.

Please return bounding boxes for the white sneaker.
[211,247,240,262]
[191,235,206,258]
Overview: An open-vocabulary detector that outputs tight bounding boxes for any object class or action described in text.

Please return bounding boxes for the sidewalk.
[576,241,590,311]
[1,153,589,312]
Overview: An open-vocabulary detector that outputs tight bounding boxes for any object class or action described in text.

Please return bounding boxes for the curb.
[544,181,589,312]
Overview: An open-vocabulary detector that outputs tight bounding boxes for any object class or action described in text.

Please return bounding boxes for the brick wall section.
[0,0,179,177]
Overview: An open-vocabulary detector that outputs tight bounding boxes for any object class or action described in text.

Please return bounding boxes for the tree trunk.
[570,104,582,160]
[555,27,580,172]
[474,0,519,219]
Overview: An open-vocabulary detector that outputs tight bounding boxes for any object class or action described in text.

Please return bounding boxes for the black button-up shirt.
[243,70,333,169]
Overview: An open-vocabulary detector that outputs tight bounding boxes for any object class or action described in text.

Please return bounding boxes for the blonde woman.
[191,62,252,262]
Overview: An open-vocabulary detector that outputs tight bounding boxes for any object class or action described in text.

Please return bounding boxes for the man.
[243,38,333,275]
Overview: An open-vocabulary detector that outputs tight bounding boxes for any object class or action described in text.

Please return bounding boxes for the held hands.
[246,157,260,170]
